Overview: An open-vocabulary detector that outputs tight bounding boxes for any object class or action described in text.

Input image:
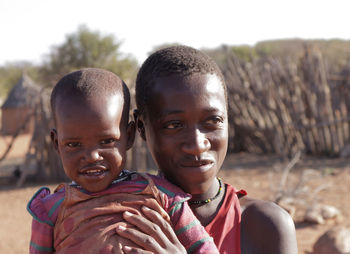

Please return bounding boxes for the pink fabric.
[28,172,218,254]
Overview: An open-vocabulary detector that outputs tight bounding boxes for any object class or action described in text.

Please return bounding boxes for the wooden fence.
[221,47,350,157]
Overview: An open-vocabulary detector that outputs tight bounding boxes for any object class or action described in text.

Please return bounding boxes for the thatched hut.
[1,74,40,135]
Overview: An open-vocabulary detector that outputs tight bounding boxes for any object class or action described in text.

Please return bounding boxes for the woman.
[116,45,298,254]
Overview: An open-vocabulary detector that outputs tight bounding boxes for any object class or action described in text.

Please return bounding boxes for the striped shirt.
[27,172,218,253]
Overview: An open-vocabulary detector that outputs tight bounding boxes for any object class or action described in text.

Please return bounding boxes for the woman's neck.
[190,177,220,201]
[189,180,226,226]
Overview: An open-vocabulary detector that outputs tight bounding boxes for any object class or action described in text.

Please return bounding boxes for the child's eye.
[163,121,183,129]
[100,138,116,145]
[67,142,81,148]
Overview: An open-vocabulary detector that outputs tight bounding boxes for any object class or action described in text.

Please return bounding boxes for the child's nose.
[84,147,103,162]
[181,128,211,155]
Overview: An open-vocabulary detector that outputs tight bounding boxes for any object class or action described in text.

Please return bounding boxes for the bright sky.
[0,0,349,66]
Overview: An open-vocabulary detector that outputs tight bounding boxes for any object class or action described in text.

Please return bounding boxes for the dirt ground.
[220,153,350,254]
[0,134,349,253]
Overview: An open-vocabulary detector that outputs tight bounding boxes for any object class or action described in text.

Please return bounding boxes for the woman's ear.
[133,109,146,141]
[126,121,136,150]
[50,129,59,153]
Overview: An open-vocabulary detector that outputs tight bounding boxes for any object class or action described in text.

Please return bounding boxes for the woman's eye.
[205,116,224,125]
[164,121,182,129]
[100,138,116,145]
[67,142,81,148]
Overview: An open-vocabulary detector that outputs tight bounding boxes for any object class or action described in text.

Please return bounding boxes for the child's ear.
[133,109,146,141]
[126,121,136,150]
[50,129,59,153]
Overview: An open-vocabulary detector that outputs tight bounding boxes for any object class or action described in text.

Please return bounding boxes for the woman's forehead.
[153,73,224,95]
[147,74,227,115]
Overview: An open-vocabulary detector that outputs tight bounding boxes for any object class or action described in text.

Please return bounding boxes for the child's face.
[140,73,228,194]
[52,93,134,193]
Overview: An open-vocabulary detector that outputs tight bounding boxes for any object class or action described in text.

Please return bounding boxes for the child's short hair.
[136,45,226,115]
[51,68,130,122]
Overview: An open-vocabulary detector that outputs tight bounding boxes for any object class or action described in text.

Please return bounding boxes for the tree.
[40,25,138,86]
[148,43,180,56]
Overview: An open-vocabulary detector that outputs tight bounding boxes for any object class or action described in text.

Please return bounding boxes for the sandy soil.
[0,135,349,253]
[220,153,350,254]
[0,134,31,159]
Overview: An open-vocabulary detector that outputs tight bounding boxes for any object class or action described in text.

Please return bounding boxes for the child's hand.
[116,206,186,254]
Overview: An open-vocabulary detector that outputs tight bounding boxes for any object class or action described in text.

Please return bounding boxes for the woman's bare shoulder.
[240,197,298,254]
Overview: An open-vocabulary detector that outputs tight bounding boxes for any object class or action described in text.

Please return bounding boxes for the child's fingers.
[140,206,178,243]
[116,225,162,253]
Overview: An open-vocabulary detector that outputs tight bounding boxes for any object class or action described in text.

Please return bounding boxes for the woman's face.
[139,73,228,195]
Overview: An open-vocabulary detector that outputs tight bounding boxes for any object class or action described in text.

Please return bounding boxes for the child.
[115,46,298,254]
[27,68,219,254]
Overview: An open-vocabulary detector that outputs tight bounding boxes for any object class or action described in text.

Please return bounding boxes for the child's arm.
[27,187,62,254]
[29,218,55,253]
[167,200,218,253]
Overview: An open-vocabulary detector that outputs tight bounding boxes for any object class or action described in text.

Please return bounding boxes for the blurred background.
[1,0,349,253]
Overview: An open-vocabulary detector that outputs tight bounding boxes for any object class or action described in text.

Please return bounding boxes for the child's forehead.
[60,89,120,103]
[55,93,126,133]
[56,92,123,116]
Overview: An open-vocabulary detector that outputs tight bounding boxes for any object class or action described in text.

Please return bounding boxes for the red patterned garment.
[27,172,218,254]
[205,184,246,254]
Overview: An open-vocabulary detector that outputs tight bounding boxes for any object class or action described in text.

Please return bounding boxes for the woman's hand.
[116,206,187,254]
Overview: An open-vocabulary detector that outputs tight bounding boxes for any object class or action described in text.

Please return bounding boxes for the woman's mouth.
[180,160,214,172]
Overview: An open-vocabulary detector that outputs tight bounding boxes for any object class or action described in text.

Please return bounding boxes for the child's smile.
[79,163,108,177]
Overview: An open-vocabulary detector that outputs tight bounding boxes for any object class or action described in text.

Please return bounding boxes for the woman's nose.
[181,128,211,155]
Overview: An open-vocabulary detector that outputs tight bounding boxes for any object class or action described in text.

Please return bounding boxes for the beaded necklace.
[189,177,223,205]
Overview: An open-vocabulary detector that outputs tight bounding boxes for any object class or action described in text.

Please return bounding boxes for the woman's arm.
[240,198,298,254]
